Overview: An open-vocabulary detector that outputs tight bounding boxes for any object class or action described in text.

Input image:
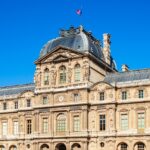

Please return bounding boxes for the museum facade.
[0,26,150,150]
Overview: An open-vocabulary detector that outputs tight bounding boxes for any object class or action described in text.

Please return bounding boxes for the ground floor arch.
[117,142,128,150]
[71,143,81,150]
[55,143,66,150]
[9,145,17,150]
[0,146,5,150]
[134,142,145,150]
[40,144,49,150]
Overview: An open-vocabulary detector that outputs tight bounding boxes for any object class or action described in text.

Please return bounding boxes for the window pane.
[139,90,144,98]
[74,65,81,82]
[43,118,48,133]
[122,91,127,100]
[59,66,66,84]
[57,115,66,132]
[43,96,48,104]
[100,92,104,101]
[13,121,19,135]
[138,113,145,129]
[27,120,32,134]
[99,115,106,131]
[121,114,128,130]
[73,116,80,131]
[2,122,7,136]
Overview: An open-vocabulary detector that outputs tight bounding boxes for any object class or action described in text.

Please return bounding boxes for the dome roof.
[40,26,104,60]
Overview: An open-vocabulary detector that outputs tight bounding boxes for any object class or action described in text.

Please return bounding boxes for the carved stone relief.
[68,67,72,83]
[50,70,57,85]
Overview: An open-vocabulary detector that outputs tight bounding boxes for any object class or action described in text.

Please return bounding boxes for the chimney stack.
[103,33,111,65]
[122,64,129,72]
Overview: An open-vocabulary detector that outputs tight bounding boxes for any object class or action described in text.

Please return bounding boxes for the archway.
[134,142,145,150]
[0,146,5,150]
[9,145,17,150]
[117,142,128,150]
[56,143,66,150]
[40,144,49,150]
[71,143,81,150]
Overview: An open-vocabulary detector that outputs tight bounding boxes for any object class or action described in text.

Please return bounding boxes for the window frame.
[74,64,81,82]
[122,91,127,100]
[100,92,105,101]
[120,113,128,130]
[59,66,66,84]
[99,114,106,131]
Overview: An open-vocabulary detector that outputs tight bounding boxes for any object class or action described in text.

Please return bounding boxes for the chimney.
[122,64,129,72]
[103,33,111,65]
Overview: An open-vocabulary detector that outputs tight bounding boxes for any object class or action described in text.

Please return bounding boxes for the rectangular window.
[122,91,127,100]
[14,101,18,109]
[27,119,32,134]
[43,96,48,105]
[3,102,7,110]
[74,94,79,102]
[139,90,144,99]
[13,121,19,135]
[100,92,104,101]
[73,116,80,132]
[99,115,106,131]
[60,73,66,84]
[121,114,128,130]
[43,118,48,133]
[27,99,31,107]
[138,113,145,129]
[2,122,7,136]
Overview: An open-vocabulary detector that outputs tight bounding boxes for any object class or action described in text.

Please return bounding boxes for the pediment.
[35,46,84,64]
[91,81,114,91]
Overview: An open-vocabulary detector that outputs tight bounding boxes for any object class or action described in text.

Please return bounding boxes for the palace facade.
[0,26,150,150]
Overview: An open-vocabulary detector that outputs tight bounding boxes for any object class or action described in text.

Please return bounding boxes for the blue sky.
[0,0,150,86]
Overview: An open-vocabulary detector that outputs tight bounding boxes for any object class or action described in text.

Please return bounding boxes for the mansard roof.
[40,26,105,61]
[104,69,150,83]
[0,83,35,96]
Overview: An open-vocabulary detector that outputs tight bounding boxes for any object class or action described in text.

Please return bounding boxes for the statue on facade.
[68,68,72,83]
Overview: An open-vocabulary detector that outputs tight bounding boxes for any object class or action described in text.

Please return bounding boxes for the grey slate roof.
[104,69,150,83]
[0,83,35,96]
[40,26,105,61]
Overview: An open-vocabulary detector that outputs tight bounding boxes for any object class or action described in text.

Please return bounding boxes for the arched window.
[59,66,66,84]
[74,64,81,82]
[9,145,17,150]
[56,114,66,132]
[136,142,145,150]
[0,146,5,150]
[120,143,127,150]
[44,68,49,85]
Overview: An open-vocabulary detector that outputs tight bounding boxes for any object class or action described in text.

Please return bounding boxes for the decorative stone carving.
[50,70,57,85]
[34,72,41,87]
[109,109,114,129]
[83,66,89,81]
[68,67,72,83]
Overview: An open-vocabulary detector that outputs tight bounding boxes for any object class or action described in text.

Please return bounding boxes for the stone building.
[0,26,149,150]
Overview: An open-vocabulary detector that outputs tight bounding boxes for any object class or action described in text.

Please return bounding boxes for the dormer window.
[27,99,31,107]
[139,90,144,99]
[122,91,127,100]
[59,66,66,84]
[100,92,104,101]
[43,96,48,105]
[14,101,18,109]
[3,102,7,110]
[44,68,49,85]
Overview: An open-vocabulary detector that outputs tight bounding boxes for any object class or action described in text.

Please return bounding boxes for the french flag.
[76,9,82,15]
